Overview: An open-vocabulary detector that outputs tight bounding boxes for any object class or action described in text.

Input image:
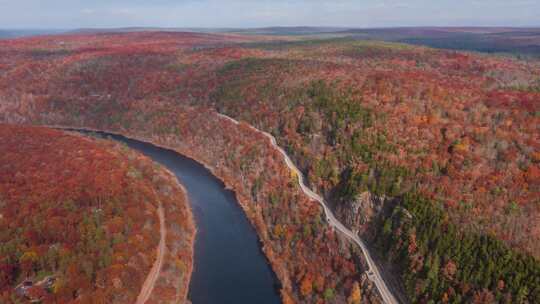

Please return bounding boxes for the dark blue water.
[94,132,281,304]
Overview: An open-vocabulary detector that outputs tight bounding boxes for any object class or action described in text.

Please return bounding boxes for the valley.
[0,29,538,303]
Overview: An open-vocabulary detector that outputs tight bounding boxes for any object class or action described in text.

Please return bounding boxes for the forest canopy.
[0,31,538,303]
[0,124,194,303]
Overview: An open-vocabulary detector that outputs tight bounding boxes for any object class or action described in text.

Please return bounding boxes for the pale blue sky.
[1,0,538,29]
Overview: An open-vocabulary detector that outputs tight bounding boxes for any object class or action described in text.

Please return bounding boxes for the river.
[83,131,281,304]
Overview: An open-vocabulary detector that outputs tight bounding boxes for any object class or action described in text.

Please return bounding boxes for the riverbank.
[35,104,384,303]
[103,130,282,303]
[0,124,196,304]
[72,129,197,304]
[54,124,294,301]
[73,130,197,304]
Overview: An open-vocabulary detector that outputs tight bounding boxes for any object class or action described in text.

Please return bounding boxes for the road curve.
[136,203,166,304]
[217,112,399,304]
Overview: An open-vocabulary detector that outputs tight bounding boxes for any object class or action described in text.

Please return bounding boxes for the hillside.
[339,27,540,57]
[0,124,195,303]
[0,31,539,303]
[229,27,540,57]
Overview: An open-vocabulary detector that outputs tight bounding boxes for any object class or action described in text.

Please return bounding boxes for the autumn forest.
[0,28,539,304]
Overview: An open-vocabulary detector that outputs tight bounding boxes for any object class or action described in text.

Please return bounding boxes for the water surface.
[88,131,281,304]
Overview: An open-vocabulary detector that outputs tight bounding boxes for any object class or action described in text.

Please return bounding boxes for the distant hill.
[229,26,540,56]
[0,29,66,39]
[1,30,539,304]
[228,26,352,36]
[70,27,234,35]
[5,26,539,56]
[337,27,540,56]
[69,26,351,36]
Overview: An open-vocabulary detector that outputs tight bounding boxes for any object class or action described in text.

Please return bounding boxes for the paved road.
[136,203,166,304]
[217,113,399,304]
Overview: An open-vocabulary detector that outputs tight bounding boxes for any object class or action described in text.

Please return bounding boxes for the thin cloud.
[1,0,539,28]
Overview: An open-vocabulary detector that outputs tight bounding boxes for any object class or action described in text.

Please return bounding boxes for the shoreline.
[71,127,197,304]
[52,124,288,302]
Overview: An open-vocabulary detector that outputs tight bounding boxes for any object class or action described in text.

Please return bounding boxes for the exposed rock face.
[337,191,394,237]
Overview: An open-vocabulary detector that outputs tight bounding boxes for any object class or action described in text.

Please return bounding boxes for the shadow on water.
[75,130,281,304]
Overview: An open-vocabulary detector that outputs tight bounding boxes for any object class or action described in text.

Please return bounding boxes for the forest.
[0,31,538,303]
[0,124,195,303]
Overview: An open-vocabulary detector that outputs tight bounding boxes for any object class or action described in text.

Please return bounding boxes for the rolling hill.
[0,31,538,303]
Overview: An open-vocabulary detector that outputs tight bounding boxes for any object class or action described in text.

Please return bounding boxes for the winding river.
[86,131,281,304]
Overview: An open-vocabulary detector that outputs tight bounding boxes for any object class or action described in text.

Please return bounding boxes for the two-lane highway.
[217,112,399,304]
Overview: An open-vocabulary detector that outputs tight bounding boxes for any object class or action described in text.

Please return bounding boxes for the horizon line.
[3,25,540,31]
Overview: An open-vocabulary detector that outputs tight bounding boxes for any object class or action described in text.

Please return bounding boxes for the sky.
[1,0,539,29]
